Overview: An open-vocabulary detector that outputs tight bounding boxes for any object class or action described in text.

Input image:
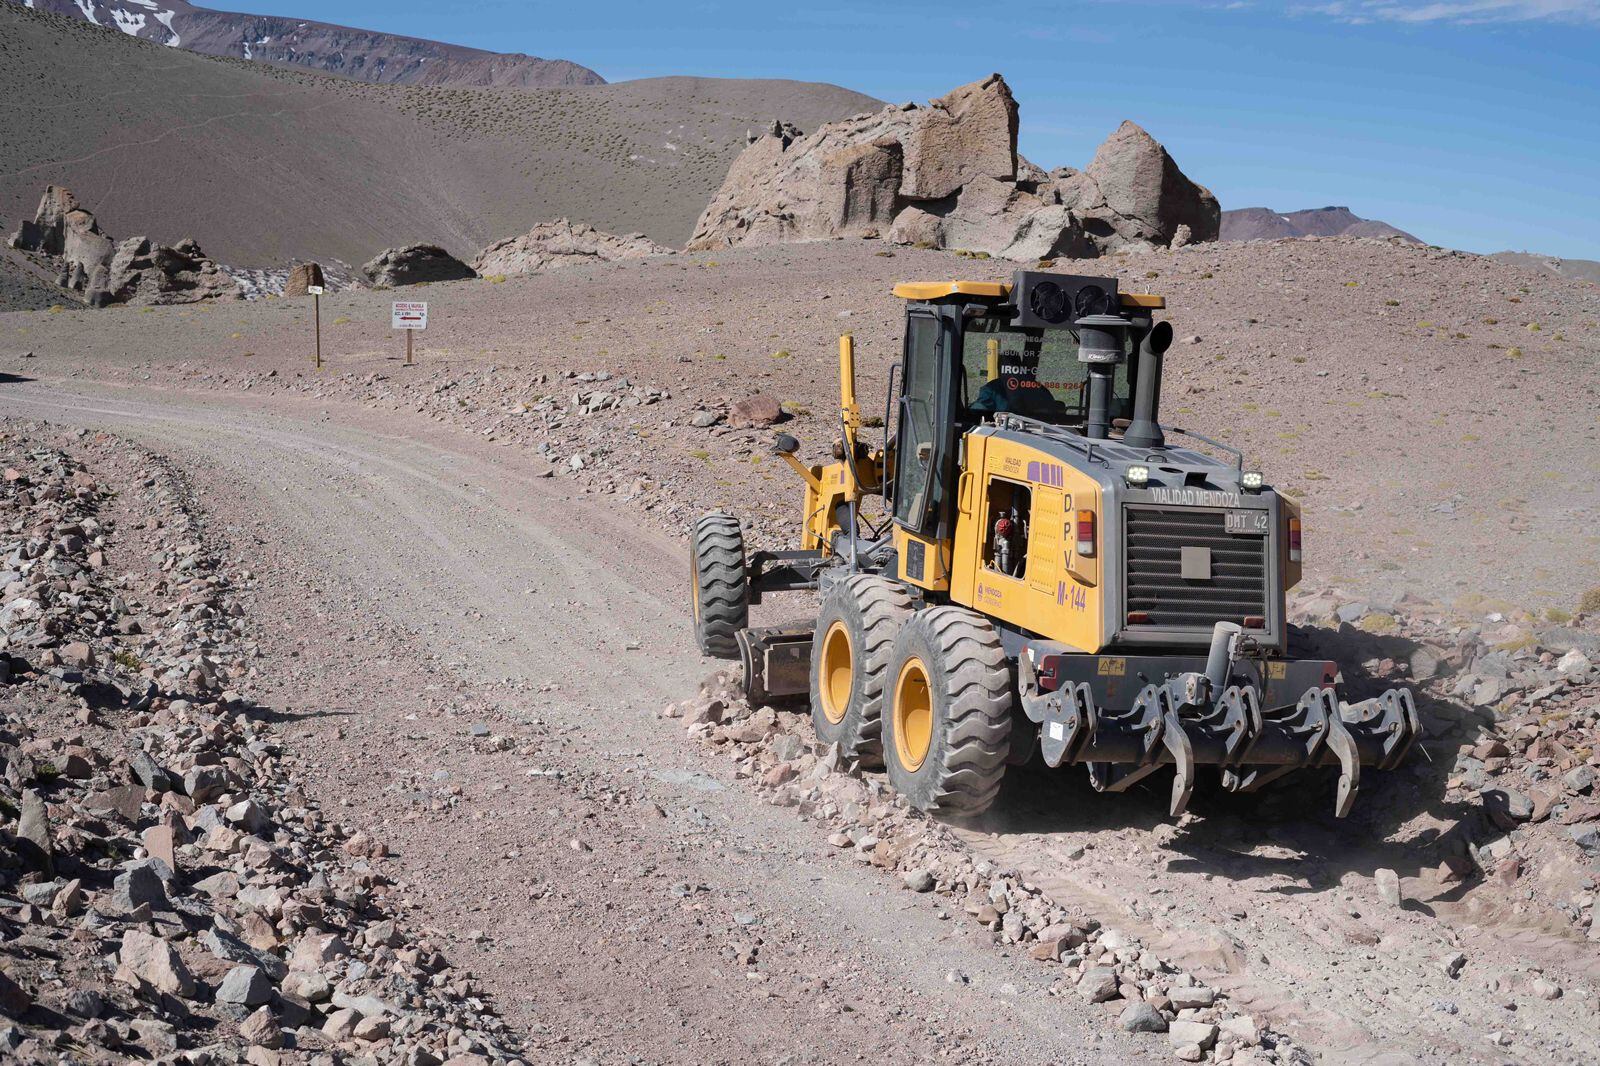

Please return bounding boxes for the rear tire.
[809,575,915,762]
[690,512,748,658]
[883,607,1013,816]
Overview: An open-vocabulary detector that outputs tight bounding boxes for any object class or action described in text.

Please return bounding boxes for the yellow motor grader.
[690,271,1416,818]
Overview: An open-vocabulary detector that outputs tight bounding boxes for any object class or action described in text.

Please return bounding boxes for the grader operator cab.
[690,271,1417,819]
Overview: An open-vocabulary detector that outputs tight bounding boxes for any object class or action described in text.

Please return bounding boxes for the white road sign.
[307,285,325,296]
[392,301,428,330]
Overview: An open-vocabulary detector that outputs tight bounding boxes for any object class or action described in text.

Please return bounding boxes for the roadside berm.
[0,426,520,1063]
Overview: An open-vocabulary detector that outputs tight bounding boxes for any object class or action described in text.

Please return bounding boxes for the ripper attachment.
[1021,624,1419,818]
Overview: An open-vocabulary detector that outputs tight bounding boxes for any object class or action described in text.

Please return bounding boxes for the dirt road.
[0,378,1168,1064]
[5,373,1596,1065]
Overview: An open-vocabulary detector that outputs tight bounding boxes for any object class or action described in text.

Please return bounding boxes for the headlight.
[1125,464,1150,487]
[1241,470,1264,491]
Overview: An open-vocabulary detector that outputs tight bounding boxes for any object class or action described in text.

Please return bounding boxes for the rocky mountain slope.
[1222,206,1418,243]
[1222,204,1414,243]
[0,4,880,267]
[9,0,603,87]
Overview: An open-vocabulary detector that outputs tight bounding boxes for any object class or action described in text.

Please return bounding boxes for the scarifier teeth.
[1034,674,1421,819]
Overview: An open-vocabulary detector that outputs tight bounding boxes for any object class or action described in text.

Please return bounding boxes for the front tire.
[690,512,748,658]
[883,607,1012,816]
[809,575,914,761]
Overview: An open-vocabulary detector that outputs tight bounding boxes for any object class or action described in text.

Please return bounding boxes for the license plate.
[1225,509,1269,535]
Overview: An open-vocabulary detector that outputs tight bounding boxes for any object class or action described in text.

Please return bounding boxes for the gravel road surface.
[0,378,1168,1064]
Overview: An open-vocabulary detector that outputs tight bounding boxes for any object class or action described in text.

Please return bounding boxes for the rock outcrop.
[102,237,239,305]
[7,186,115,304]
[688,74,1218,260]
[474,219,671,277]
[361,245,476,287]
[8,186,238,306]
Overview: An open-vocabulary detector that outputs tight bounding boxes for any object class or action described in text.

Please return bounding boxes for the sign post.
[308,284,325,369]
[392,301,427,365]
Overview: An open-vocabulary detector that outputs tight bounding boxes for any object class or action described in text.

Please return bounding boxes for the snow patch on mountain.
[153,6,178,43]
[109,7,143,33]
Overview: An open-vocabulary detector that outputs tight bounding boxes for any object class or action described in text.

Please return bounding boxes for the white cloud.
[1300,0,1600,23]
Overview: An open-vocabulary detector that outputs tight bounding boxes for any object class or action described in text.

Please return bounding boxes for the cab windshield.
[958,316,1134,428]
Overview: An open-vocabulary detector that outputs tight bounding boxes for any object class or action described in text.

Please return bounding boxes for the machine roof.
[891,281,1165,309]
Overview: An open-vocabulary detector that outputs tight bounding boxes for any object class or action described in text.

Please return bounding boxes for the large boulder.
[890,177,1093,261]
[8,185,77,255]
[362,244,475,287]
[815,141,904,237]
[282,262,326,298]
[474,219,671,276]
[1076,120,1219,251]
[689,74,1018,250]
[102,237,239,305]
[898,73,1018,200]
[688,75,1214,260]
[8,186,116,303]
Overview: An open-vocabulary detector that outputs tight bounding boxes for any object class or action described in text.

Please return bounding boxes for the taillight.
[1244,615,1265,629]
[1076,509,1096,557]
[1287,517,1302,563]
[1126,611,1151,625]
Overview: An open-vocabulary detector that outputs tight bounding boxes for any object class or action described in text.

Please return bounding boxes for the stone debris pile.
[1291,585,1600,933]
[0,427,523,1064]
[473,219,672,277]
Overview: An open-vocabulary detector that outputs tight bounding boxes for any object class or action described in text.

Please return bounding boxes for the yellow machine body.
[947,431,1107,652]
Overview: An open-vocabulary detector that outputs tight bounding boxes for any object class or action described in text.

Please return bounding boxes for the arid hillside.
[0,4,880,266]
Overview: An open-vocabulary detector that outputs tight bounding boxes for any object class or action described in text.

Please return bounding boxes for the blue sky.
[223,1,1599,258]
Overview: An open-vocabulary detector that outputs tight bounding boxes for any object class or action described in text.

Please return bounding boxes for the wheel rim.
[819,621,854,725]
[893,657,933,772]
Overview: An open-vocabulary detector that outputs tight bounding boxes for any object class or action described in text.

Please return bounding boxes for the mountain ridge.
[10,0,606,87]
[1221,205,1419,244]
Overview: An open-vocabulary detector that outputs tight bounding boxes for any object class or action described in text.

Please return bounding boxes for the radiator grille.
[1124,507,1268,627]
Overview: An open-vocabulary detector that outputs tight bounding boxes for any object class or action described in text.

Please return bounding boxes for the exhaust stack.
[1123,321,1174,449]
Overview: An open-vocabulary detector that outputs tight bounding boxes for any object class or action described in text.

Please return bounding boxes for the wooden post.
[405,329,414,366]
[314,292,322,370]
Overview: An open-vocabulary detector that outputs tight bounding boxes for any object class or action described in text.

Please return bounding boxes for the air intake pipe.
[1123,321,1174,450]
[1075,313,1128,440]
